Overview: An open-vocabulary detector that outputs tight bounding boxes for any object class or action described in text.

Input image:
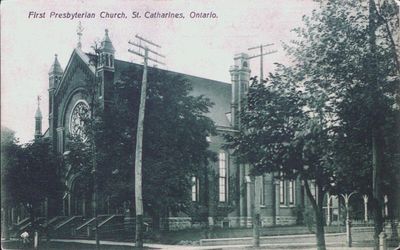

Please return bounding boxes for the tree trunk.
[315,208,326,250]
[369,1,385,248]
[2,204,10,240]
[372,133,384,250]
[92,143,100,250]
[152,211,160,232]
[388,195,399,245]
[304,179,326,250]
[250,175,260,247]
[28,204,36,249]
[206,166,216,239]
[204,165,211,239]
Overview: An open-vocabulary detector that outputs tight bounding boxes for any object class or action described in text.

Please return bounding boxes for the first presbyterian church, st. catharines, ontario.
[28,28,309,234]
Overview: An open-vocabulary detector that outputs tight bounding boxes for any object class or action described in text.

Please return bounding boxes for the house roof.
[48,54,64,75]
[57,49,232,128]
[113,59,232,127]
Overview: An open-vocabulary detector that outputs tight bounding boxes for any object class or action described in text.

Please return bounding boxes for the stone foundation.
[260,216,275,227]
[127,215,296,231]
[276,216,296,225]
[213,216,252,228]
[161,217,191,231]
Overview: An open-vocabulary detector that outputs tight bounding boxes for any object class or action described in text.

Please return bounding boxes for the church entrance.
[63,175,93,217]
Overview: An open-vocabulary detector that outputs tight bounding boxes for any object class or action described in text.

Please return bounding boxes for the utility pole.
[89,42,101,250]
[248,44,277,83]
[128,35,165,248]
[247,43,277,247]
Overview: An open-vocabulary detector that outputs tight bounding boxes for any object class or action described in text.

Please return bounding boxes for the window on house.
[261,175,266,205]
[219,152,227,202]
[105,54,109,67]
[225,112,231,123]
[384,195,388,217]
[97,75,103,97]
[192,176,199,202]
[101,54,105,66]
[280,179,285,205]
[289,180,295,205]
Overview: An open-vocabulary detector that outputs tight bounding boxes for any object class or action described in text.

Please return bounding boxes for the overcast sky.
[1,0,316,143]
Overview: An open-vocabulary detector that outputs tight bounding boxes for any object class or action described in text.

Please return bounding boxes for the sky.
[1,0,316,143]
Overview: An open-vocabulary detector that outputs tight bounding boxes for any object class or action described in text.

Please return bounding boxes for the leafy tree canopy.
[65,65,217,218]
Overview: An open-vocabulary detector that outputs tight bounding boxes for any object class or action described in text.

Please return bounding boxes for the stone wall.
[261,216,275,227]
[131,215,298,231]
[276,216,297,225]
[161,217,192,231]
[214,216,252,228]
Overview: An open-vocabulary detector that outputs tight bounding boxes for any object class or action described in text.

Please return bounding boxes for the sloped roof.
[48,54,64,75]
[42,128,49,138]
[100,29,115,53]
[35,106,42,118]
[113,59,232,127]
[64,50,232,127]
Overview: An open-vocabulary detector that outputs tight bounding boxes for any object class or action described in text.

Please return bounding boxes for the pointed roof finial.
[100,28,115,53]
[49,53,64,75]
[35,95,42,118]
[77,21,84,49]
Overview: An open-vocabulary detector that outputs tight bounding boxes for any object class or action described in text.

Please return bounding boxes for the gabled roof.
[55,48,232,127]
[113,59,232,127]
[54,48,95,96]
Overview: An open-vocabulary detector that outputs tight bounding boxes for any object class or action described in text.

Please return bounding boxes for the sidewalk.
[51,239,375,249]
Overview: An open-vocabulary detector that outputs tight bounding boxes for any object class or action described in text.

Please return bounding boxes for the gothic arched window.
[69,101,90,141]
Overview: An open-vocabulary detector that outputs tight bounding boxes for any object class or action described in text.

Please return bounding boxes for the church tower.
[97,29,115,105]
[229,53,251,129]
[48,54,63,139]
[34,96,43,140]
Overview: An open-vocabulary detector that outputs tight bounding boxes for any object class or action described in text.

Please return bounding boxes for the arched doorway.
[64,174,93,217]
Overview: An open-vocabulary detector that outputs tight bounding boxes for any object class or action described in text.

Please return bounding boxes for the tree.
[226,71,336,250]
[64,64,217,232]
[285,0,399,248]
[1,127,19,240]
[108,66,217,229]
[4,138,62,239]
[226,1,399,249]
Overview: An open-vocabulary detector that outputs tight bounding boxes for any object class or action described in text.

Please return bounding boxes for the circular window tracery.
[69,100,90,141]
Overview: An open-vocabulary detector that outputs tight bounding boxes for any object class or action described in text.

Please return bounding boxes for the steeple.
[98,29,115,71]
[48,54,64,84]
[100,29,115,54]
[35,96,43,139]
[48,54,63,140]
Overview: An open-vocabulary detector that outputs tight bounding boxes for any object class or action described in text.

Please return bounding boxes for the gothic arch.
[58,87,88,130]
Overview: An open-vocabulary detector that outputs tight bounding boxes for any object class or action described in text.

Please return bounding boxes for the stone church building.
[34,28,305,231]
